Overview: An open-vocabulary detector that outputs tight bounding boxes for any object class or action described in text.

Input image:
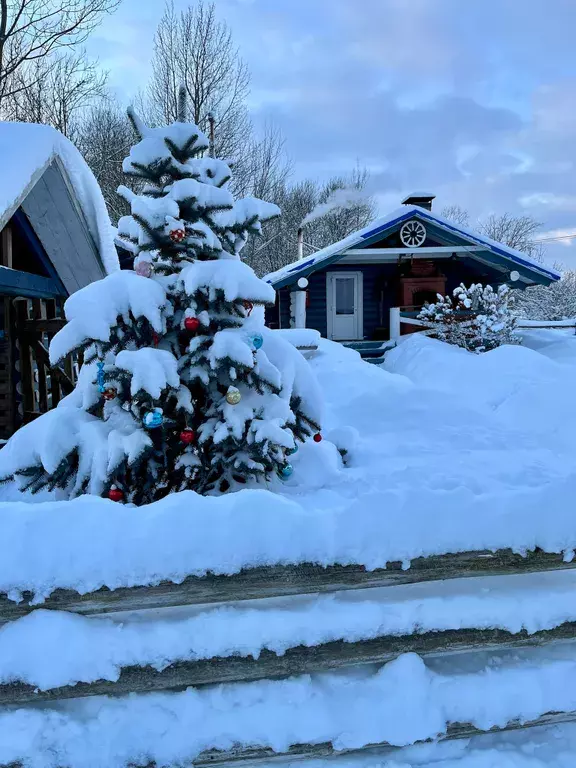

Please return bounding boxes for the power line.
[533,232,576,243]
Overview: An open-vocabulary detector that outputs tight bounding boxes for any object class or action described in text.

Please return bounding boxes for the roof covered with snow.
[0,122,119,276]
[265,205,560,289]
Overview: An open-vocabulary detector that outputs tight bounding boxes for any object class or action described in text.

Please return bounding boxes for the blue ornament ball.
[287,445,298,456]
[143,409,164,429]
[251,333,264,350]
[96,361,105,393]
[279,463,293,479]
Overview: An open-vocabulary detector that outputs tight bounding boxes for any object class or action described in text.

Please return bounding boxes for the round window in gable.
[400,220,427,247]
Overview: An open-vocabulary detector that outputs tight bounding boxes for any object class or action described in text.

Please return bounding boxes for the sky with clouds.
[88,0,576,266]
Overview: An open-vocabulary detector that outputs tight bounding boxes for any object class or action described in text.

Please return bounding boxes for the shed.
[264,195,559,344]
[0,122,118,439]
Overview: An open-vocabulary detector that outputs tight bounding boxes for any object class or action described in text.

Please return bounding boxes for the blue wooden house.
[264,194,559,345]
[0,122,117,438]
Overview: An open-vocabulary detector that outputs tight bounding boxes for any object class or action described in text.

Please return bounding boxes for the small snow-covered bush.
[418,283,518,353]
[512,270,576,321]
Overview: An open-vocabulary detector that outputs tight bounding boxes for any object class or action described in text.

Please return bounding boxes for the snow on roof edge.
[0,122,119,275]
[265,205,560,286]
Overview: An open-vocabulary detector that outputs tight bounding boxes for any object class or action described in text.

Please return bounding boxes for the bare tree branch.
[442,206,545,261]
[0,0,119,104]
[2,49,107,138]
[75,96,133,222]
[144,0,251,160]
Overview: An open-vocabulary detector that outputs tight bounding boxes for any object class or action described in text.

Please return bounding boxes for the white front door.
[327,271,363,340]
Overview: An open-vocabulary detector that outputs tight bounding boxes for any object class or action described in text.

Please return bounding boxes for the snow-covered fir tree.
[418,283,518,353]
[0,91,322,503]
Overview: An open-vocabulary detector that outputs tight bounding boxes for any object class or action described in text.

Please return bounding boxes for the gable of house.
[266,205,559,290]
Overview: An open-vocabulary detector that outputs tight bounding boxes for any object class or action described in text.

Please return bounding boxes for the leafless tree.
[441,204,470,227]
[75,97,132,222]
[441,206,545,261]
[144,0,251,161]
[231,122,291,200]
[2,49,106,138]
[478,213,544,260]
[310,166,377,249]
[246,169,376,277]
[0,0,119,106]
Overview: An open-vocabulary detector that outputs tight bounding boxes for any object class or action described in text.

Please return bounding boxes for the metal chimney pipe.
[297,227,304,260]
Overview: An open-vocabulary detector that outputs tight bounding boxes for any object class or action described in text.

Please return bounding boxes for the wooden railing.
[0,547,576,764]
[390,307,576,341]
[14,298,76,426]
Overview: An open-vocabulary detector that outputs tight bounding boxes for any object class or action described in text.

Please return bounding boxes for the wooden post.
[389,307,401,341]
[291,290,306,329]
[15,300,34,421]
[1,225,13,269]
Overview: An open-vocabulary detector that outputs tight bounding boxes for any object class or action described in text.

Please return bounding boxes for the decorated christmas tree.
[0,91,322,504]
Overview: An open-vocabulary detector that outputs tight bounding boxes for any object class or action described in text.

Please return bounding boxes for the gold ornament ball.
[226,387,242,405]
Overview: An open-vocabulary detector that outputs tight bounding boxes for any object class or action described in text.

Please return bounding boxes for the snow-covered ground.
[3,330,576,766]
[5,332,576,601]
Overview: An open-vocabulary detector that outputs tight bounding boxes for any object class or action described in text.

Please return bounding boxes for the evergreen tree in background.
[0,89,322,503]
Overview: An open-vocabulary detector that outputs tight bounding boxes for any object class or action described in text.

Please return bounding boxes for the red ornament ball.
[103,387,117,401]
[152,332,160,347]
[180,428,196,444]
[184,316,200,332]
[313,433,323,443]
[169,227,186,243]
[243,300,254,316]
[108,487,124,502]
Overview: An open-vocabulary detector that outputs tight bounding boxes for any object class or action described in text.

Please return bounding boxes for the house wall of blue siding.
[265,256,508,339]
[294,263,400,340]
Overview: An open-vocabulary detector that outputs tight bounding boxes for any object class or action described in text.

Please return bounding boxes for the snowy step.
[343,340,386,351]
[342,339,396,362]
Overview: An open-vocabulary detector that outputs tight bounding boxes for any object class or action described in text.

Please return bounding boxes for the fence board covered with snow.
[1,619,575,707]
[1,545,576,760]
[1,547,575,623]
[2,478,576,768]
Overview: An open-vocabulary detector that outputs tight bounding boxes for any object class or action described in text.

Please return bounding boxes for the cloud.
[520,193,576,211]
[93,0,576,266]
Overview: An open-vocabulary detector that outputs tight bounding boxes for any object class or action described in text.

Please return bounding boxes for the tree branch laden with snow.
[418,283,519,353]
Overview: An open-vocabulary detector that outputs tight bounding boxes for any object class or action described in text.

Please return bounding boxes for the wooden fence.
[1,547,576,764]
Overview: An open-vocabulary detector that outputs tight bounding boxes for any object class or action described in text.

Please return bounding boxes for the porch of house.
[269,257,482,347]
[0,220,78,440]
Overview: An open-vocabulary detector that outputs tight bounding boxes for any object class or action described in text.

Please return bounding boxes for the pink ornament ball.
[135,261,152,278]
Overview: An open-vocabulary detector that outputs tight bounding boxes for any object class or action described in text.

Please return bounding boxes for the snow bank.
[3,569,576,691]
[2,470,576,601]
[2,332,576,598]
[384,333,576,447]
[0,122,118,274]
[3,649,576,766]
